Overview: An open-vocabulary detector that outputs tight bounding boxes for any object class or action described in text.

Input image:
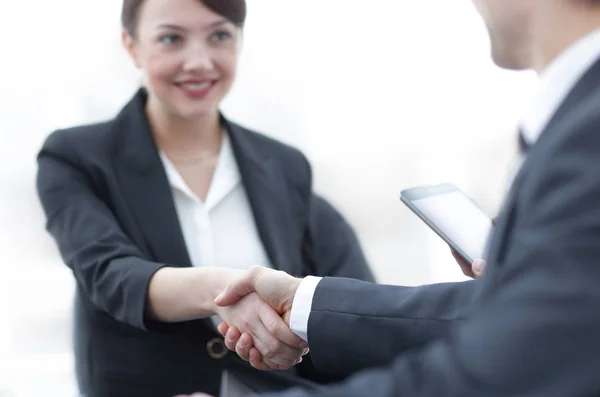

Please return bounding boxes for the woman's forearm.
[146,266,241,322]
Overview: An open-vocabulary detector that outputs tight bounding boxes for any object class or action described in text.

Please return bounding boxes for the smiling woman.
[33,0,375,397]
[121,0,244,124]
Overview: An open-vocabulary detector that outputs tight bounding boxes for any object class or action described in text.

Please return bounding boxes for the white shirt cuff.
[289,276,322,342]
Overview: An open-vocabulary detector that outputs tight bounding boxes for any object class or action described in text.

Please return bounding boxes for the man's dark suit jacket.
[262,58,600,397]
[35,89,374,397]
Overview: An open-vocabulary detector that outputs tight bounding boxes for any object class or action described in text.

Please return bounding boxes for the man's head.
[472,0,600,72]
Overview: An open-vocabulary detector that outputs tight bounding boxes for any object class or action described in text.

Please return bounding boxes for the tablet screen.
[411,191,493,262]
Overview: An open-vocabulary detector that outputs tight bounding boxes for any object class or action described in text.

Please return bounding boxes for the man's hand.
[215,266,302,325]
[451,249,486,278]
[451,215,496,278]
[214,291,306,370]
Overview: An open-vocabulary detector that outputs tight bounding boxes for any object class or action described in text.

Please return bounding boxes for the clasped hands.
[213,266,307,371]
[212,250,486,373]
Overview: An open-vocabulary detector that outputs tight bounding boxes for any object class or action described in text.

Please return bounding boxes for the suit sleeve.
[260,113,600,397]
[36,131,166,331]
[307,278,477,374]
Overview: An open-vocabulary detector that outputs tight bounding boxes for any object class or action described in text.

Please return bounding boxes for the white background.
[0,0,538,395]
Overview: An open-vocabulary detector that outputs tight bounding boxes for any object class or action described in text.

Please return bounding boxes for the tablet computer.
[400,183,493,264]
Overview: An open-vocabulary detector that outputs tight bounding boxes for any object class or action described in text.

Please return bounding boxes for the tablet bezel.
[400,183,489,265]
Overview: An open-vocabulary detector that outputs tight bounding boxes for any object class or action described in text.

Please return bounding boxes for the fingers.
[249,347,272,371]
[472,259,486,278]
[223,327,272,369]
[215,266,263,307]
[217,290,304,370]
[217,322,229,337]
[451,249,476,278]
[234,332,253,362]
[247,312,303,369]
[248,344,305,371]
[225,329,266,368]
[224,326,309,371]
[224,325,242,351]
[258,303,308,349]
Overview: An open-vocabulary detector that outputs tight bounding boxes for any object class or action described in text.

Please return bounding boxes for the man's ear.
[121,29,141,69]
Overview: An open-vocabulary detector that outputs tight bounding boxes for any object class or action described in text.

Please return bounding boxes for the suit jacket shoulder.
[42,119,114,156]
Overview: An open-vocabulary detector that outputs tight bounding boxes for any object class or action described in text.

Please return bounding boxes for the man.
[201,0,600,395]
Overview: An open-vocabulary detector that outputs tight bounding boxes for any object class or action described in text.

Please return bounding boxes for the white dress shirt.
[160,133,271,397]
[289,27,600,343]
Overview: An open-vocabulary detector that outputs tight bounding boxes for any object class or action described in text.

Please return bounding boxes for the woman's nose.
[182,44,214,73]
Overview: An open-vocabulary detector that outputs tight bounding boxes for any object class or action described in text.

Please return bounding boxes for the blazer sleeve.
[36,130,166,331]
[307,278,477,374]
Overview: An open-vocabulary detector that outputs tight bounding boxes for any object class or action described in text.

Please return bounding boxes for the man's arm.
[217,270,478,373]
[222,114,600,397]
[306,278,477,374]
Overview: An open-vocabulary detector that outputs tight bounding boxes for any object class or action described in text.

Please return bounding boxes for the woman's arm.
[37,131,306,368]
[36,131,307,367]
[37,132,170,330]
[147,266,240,322]
[38,131,245,326]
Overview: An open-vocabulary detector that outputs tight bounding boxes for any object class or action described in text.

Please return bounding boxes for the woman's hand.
[217,323,270,370]
[215,292,307,370]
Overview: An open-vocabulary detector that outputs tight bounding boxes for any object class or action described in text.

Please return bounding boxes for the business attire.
[260,27,600,397]
[35,88,374,397]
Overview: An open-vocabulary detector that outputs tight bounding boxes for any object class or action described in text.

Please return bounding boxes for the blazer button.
[207,337,228,359]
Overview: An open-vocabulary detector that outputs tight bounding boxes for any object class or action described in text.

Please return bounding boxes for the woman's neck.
[146,98,223,163]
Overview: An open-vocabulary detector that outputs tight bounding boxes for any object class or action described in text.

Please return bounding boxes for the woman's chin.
[173,105,219,121]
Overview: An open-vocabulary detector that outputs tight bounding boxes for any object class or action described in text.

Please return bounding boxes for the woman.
[35,0,373,396]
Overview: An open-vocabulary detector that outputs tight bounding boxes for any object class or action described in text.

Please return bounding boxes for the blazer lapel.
[111,89,192,268]
[486,59,600,268]
[225,119,303,276]
[485,176,522,266]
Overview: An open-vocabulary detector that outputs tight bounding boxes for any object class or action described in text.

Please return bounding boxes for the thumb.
[472,259,486,278]
[215,270,259,306]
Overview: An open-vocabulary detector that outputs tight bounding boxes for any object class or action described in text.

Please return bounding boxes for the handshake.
[210,250,486,372]
[212,266,310,371]
[174,253,485,397]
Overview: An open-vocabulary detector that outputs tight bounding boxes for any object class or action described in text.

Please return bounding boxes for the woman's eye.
[211,31,233,43]
[159,34,182,45]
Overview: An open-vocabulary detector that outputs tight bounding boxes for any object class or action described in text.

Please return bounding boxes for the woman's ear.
[121,28,141,69]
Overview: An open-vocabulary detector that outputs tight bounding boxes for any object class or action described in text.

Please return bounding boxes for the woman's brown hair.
[122,0,246,35]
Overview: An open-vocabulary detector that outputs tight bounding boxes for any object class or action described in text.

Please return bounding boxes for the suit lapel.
[485,176,522,265]
[111,89,192,268]
[225,119,302,276]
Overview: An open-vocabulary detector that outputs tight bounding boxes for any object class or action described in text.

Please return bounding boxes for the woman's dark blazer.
[36,89,374,397]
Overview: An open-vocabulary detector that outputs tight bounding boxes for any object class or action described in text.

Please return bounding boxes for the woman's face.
[123,0,241,120]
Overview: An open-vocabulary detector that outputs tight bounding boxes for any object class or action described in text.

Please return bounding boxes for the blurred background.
[0,0,538,395]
